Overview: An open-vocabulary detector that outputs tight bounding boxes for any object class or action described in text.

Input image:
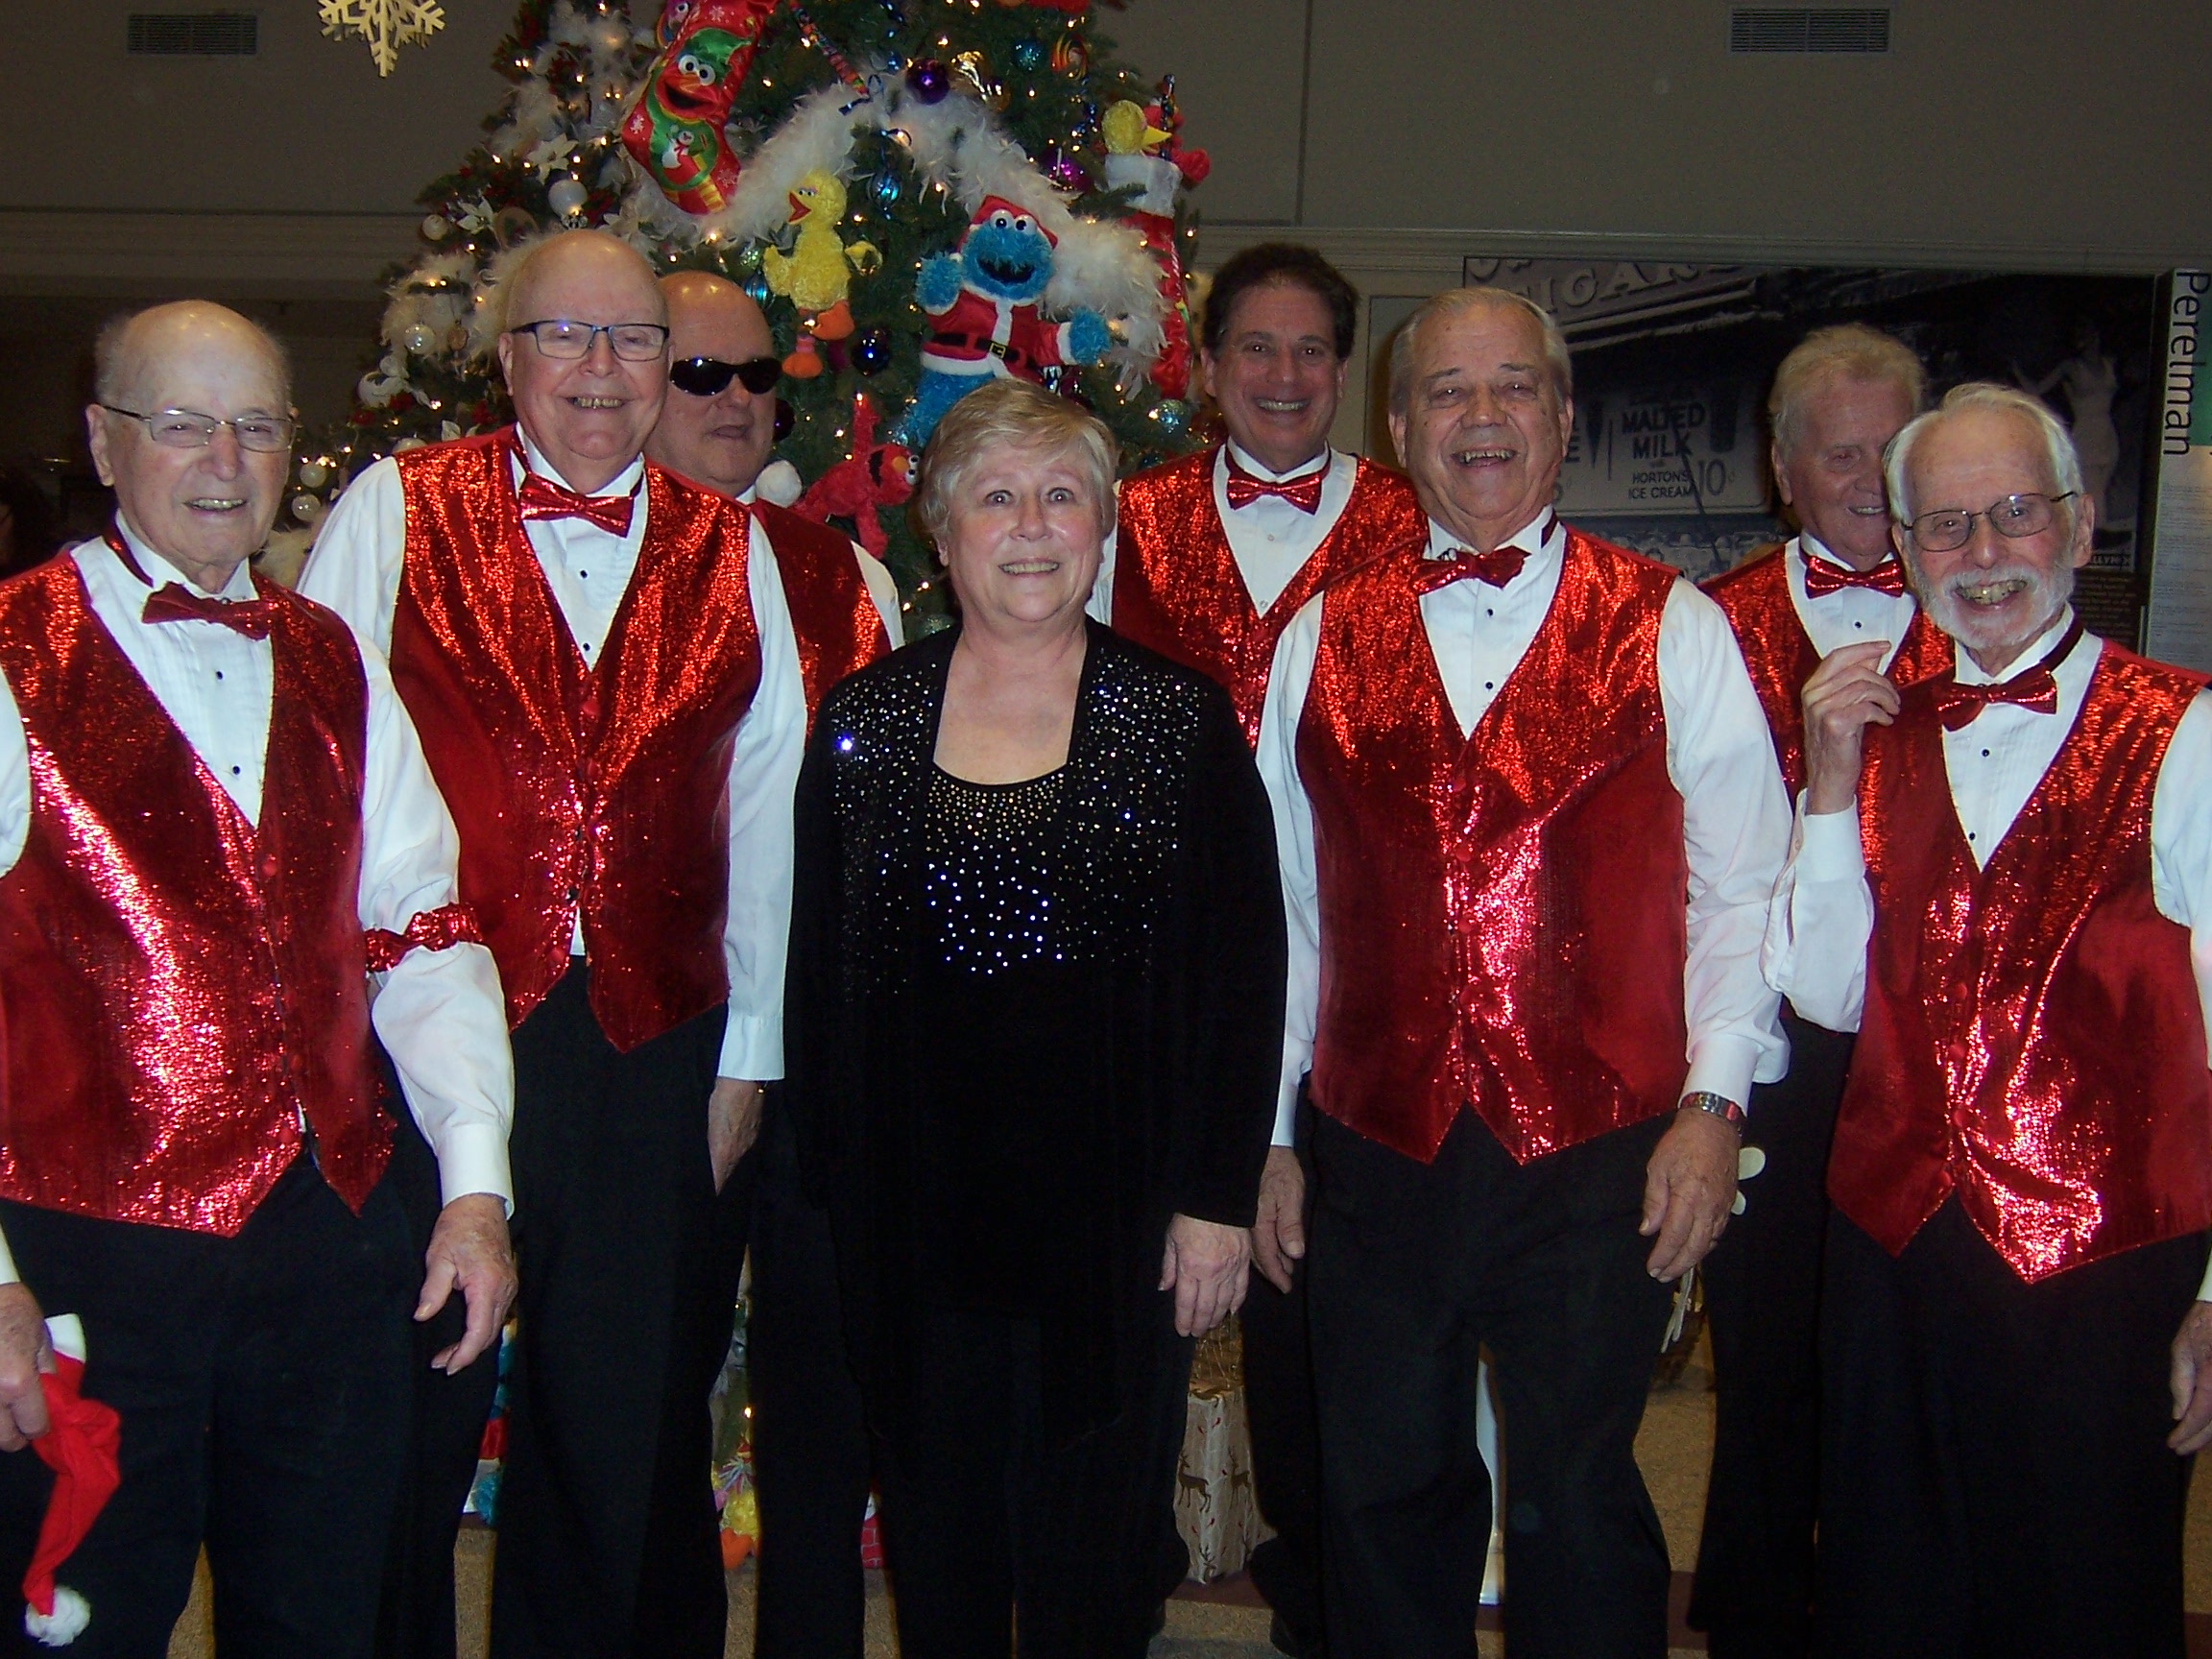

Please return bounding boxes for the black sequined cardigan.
[785,620,1286,1441]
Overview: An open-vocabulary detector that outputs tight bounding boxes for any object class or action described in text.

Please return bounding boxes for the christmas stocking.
[622,0,781,216]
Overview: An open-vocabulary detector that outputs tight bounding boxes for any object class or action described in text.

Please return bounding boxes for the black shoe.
[1269,1611,1328,1659]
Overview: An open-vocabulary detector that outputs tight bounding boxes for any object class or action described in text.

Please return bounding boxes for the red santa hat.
[22,1315,120,1647]
[970,195,1057,247]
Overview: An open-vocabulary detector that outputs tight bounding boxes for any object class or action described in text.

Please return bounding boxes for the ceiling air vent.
[127,12,259,56]
[1730,8,1890,52]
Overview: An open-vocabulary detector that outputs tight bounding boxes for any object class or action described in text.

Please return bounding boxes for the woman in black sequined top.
[785,380,1286,1658]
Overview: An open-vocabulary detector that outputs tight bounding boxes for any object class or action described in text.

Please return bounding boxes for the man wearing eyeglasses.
[303,230,805,1659]
[0,300,515,1652]
[1770,382,2212,1657]
[641,269,897,1659]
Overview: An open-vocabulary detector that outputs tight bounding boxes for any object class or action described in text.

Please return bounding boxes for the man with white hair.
[1691,323,1949,1658]
[304,230,805,1657]
[1772,381,2212,1656]
[1256,286,1791,1655]
[0,301,514,1653]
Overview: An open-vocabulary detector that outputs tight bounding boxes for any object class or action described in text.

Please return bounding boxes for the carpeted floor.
[158,1335,2212,1656]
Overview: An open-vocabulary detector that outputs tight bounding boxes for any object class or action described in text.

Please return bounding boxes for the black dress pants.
[871,1294,1194,1659]
[1239,1095,1326,1653]
[1308,1110,1675,1659]
[375,1084,504,1659]
[1818,1199,2202,1659]
[487,966,753,1659]
[1687,1011,1852,1659]
[0,1155,416,1659]
[744,1089,873,1659]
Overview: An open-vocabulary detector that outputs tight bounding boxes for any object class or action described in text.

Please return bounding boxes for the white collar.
[1953,605,2082,685]
[1222,438,1332,484]
[1799,530,1899,574]
[515,429,645,499]
[113,513,257,601]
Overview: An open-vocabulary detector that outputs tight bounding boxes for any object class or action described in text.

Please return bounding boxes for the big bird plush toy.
[762,170,879,378]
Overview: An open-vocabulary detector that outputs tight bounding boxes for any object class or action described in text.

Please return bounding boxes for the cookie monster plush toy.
[899,196,1113,446]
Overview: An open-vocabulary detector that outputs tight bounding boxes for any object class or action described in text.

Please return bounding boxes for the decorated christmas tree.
[295,0,1213,617]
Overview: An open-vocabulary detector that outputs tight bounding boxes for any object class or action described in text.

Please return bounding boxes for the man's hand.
[1802,640,1900,817]
[1159,1214,1252,1337]
[1641,1107,1741,1283]
[0,1283,52,1452]
[1252,1146,1307,1294]
[2169,1302,2212,1454]
[418,1193,517,1373]
[709,1079,765,1194]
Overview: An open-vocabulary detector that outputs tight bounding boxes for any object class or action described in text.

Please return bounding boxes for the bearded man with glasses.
[642,269,899,1659]
[1770,382,2212,1658]
[304,229,807,1659]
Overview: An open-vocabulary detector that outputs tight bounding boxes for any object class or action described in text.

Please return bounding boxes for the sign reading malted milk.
[1555,381,1767,517]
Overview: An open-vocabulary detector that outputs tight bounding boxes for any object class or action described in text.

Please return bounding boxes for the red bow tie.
[517,470,639,537]
[104,526,276,637]
[1803,555,1909,598]
[141,585,276,638]
[1223,453,1325,515]
[1929,616,2084,731]
[1411,543,1527,593]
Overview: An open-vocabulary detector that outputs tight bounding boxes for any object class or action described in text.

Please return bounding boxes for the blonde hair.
[1388,285,1573,417]
[912,379,1118,546]
[1884,381,2085,525]
[1768,324,1926,462]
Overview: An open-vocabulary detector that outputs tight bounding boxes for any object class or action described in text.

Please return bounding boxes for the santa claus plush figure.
[899,196,1112,445]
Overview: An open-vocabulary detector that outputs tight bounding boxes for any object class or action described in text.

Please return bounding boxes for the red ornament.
[621,0,781,215]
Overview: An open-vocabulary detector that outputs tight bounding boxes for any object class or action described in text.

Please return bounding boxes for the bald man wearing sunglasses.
[644,270,901,1659]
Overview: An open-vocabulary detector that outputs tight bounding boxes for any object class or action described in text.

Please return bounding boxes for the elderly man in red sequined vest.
[641,269,902,1659]
[0,301,514,1655]
[303,231,806,1659]
[1691,324,1949,1659]
[1257,286,1792,1658]
[1095,242,1422,1659]
[1771,382,2212,1659]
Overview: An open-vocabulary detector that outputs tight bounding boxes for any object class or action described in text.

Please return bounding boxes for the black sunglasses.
[669,355,781,397]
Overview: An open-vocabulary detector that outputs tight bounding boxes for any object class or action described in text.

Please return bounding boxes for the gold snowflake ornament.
[320,0,446,77]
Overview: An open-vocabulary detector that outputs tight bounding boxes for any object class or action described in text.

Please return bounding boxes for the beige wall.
[5,0,2208,467]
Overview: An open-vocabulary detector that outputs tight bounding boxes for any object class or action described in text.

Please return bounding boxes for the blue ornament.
[1149,399,1191,438]
[1010,38,1044,72]
[743,275,772,305]
[906,60,950,104]
[872,169,902,209]
[853,325,893,374]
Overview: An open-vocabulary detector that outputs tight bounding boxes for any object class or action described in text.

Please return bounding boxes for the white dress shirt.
[1257,511,1792,1146]
[1788,534,1923,669]
[1765,608,2212,1297]
[301,438,806,1082]
[1090,443,1359,623]
[0,526,517,1281]
[737,483,905,651]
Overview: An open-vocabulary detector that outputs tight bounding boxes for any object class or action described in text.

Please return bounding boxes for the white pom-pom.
[26,1585,89,1647]
[756,460,804,508]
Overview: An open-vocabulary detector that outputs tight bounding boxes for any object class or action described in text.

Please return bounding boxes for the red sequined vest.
[1114,449,1427,745]
[1704,543,1952,797]
[0,556,390,1234]
[756,501,890,728]
[1298,529,1689,1165]
[1831,643,2212,1280]
[389,430,762,1048]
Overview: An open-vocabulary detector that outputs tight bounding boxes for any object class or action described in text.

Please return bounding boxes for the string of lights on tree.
[289,0,1213,620]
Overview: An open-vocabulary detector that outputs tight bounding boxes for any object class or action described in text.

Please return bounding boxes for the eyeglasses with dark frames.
[507,320,671,362]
